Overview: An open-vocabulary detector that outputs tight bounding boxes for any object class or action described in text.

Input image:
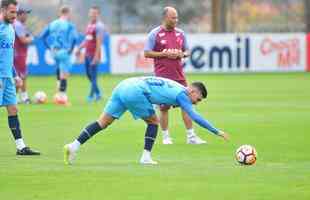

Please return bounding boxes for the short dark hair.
[59,5,70,14]
[191,82,208,99]
[1,0,17,8]
[91,5,100,12]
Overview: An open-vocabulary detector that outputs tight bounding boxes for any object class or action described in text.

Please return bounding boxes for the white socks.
[142,149,151,159]
[15,138,26,150]
[163,129,196,137]
[186,128,196,138]
[20,92,29,101]
[69,140,81,152]
[162,130,170,139]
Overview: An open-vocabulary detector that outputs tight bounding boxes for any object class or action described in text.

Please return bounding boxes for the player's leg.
[17,60,30,104]
[159,105,173,144]
[122,92,159,164]
[140,114,159,165]
[85,56,94,102]
[55,56,71,105]
[20,76,30,104]
[91,63,101,101]
[64,113,115,165]
[181,110,206,144]
[59,68,69,94]
[3,78,40,155]
[56,51,72,100]
[64,95,126,164]
[56,67,60,91]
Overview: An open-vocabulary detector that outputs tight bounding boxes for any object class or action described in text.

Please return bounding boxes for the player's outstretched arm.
[176,92,229,141]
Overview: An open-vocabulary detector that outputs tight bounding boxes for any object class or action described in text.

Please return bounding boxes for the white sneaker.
[162,137,173,145]
[140,150,158,165]
[140,157,158,165]
[64,144,76,165]
[187,135,207,144]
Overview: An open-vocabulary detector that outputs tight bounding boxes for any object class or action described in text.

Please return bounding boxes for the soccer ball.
[33,91,47,104]
[235,145,257,165]
[53,93,68,105]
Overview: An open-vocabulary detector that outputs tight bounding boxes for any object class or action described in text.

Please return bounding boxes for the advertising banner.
[111,33,307,74]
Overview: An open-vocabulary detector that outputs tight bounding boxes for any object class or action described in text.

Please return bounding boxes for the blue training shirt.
[0,20,15,78]
[128,77,220,135]
[40,18,78,51]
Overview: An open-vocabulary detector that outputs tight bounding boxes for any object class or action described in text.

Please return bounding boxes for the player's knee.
[144,115,159,125]
[97,113,114,128]
[60,73,69,79]
[7,106,18,116]
[159,105,170,112]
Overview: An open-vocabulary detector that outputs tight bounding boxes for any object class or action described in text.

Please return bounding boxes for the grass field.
[0,73,310,200]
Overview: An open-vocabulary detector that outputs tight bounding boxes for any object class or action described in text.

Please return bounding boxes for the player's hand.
[163,49,179,59]
[91,57,100,66]
[75,49,81,57]
[218,130,229,141]
[179,51,189,58]
[14,76,23,87]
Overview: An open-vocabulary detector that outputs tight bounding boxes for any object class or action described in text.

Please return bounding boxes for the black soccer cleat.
[16,147,41,156]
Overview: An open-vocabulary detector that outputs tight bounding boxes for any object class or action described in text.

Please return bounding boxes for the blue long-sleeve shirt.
[119,77,220,135]
[40,18,78,53]
[176,91,219,134]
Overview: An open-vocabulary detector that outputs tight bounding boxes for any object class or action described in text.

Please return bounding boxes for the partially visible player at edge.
[0,0,40,155]
[64,77,229,165]
[76,5,104,102]
[144,6,206,145]
[40,5,78,105]
[13,5,33,104]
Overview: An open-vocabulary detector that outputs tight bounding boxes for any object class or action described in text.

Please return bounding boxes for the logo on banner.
[260,38,300,68]
[189,37,251,69]
[117,37,153,70]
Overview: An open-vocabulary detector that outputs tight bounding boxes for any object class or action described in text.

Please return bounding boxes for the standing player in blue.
[40,6,78,105]
[64,77,229,165]
[0,0,40,155]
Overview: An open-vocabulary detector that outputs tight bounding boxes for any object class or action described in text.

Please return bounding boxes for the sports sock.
[69,140,81,152]
[77,121,103,144]
[8,115,26,149]
[186,128,195,137]
[144,124,158,151]
[59,79,67,92]
[162,129,170,139]
[56,68,60,81]
[15,138,26,150]
[21,92,29,101]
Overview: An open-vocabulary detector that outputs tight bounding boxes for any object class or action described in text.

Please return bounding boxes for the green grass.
[0,73,310,200]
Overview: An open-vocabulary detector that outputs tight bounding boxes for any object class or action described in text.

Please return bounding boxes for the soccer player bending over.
[64,77,229,165]
[0,0,40,155]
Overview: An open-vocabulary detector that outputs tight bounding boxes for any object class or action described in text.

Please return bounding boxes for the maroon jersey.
[84,21,104,58]
[144,26,189,82]
[13,20,30,77]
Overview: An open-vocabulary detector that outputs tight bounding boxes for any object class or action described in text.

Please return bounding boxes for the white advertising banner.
[111,34,153,74]
[111,33,306,74]
[184,34,252,72]
[250,33,306,72]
